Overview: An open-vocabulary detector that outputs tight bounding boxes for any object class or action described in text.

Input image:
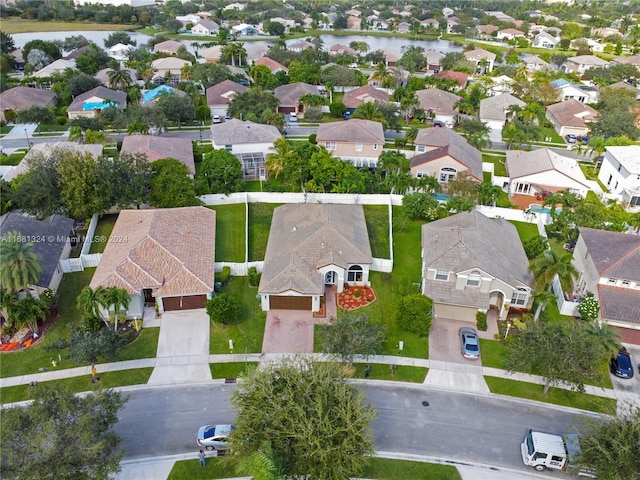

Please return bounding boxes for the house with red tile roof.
[254,56,288,74]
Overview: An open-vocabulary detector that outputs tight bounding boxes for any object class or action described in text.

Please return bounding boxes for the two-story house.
[316,119,384,168]
[422,210,533,322]
[598,146,640,212]
[563,55,609,75]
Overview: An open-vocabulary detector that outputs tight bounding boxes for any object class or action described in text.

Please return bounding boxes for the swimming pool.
[528,204,561,215]
[433,193,451,202]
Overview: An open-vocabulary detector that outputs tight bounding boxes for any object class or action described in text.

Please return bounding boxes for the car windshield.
[204,426,216,438]
[466,343,479,352]
[618,354,632,369]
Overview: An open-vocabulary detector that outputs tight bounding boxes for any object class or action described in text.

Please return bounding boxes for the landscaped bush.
[215,266,231,284]
[523,236,548,260]
[206,293,241,324]
[303,107,322,121]
[396,294,432,336]
[476,311,487,331]
[308,133,317,144]
[247,266,261,287]
[56,116,68,125]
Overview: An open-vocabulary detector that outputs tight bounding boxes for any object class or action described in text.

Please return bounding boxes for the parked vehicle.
[212,115,221,124]
[289,112,297,122]
[459,327,480,359]
[197,424,235,451]
[565,134,577,143]
[577,135,590,144]
[521,430,596,477]
[433,120,444,127]
[343,111,351,120]
[610,347,634,379]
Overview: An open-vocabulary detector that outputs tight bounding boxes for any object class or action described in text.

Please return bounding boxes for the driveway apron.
[147,309,212,385]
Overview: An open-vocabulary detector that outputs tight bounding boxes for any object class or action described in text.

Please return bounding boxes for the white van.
[521,430,596,477]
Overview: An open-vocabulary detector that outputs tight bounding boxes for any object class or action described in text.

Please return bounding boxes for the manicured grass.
[248,203,281,261]
[479,339,510,370]
[362,457,462,480]
[580,164,599,181]
[243,180,263,192]
[390,206,424,282]
[0,152,25,166]
[208,204,245,262]
[0,125,13,134]
[113,327,159,362]
[484,377,617,415]
[509,220,540,244]
[363,204,390,258]
[168,456,461,480]
[88,214,118,254]
[209,362,258,379]
[482,154,507,176]
[209,277,266,354]
[351,362,427,383]
[0,18,134,34]
[0,368,153,404]
[0,269,94,378]
[34,124,68,133]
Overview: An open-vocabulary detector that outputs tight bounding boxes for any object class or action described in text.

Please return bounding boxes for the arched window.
[439,167,457,183]
[347,265,363,283]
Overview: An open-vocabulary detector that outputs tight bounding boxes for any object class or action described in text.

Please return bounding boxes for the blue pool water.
[528,204,562,215]
[433,193,451,202]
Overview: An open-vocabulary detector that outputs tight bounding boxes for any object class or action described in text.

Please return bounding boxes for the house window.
[607,174,612,186]
[417,171,429,178]
[466,275,481,287]
[622,280,630,287]
[608,278,617,284]
[439,167,456,183]
[347,265,363,282]
[417,145,426,153]
[355,142,363,152]
[325,141,336,150]
[435,270,449,281]
[511,290,528,306]
[225,145,232,151]
[630,196,640,207]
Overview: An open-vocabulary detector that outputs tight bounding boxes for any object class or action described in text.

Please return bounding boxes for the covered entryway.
[269,295,312,310]
[163,294,207,311]
[325,271,337,284]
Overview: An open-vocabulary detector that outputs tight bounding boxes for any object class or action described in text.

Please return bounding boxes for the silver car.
[197,424,235,450]
[459,327,480,360]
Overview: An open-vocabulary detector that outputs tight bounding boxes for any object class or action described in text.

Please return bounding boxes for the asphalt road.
[115,383,599,474]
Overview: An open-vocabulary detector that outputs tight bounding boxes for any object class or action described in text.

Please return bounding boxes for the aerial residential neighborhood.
[1,0,639,478]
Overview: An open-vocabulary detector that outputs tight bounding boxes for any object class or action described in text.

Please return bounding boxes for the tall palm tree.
[404,126,419,146]
[101,286,130,332]
[9,295,46,335]
[68,126,85,144]
[265,137,293,179]
[77,286,108,327]
[529,250,578,320]
[84,129,114,146]
[352,102,385,123]
[412,175,440,194]
[0,232,42,295]
[107,63,133,91]
[584,320,621,355]
[180,63,192,82]
[237,441,285,480]
[370,62,393,87]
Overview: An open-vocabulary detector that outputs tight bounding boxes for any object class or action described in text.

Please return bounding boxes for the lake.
[11,31,465,57]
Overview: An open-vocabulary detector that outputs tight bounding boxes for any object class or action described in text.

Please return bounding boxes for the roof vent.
[292,226,296,231]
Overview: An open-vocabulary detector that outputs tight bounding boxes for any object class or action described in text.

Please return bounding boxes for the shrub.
[56,116,68,126]
[523,236,548,260]
[396,294,432,336]
[476,311,487,331]
[303,107,323,121]
[308,133,317,144]
[247,266,261,287]
[215,266,231,284]
[206,293,241,324]
[329,101,347,118]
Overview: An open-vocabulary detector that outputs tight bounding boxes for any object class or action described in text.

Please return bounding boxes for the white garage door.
[434,303,477,323]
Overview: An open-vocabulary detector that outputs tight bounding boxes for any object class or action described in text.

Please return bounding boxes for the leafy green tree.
[50,327,126,363]
[74,44,111,76]
[104,31,135,49]
[57,150,109,219]
[7,295,46,335]
[249,64,272,90]
[227,89,279,122]
[62,35,89,51]
[199,149,244,195]
[523,236,549,260]
[23,39,61,63]
[0,385,126,480]
[156,93,195,128]
[321,312,386,367]
[288,61,321,84]
[0,31,15,54]
[149,158,200,208]
[68,72,103,97]
[0,231,42,294]
[509,320,610,394]
[591,87,640,140]
[402,193,440,221]
[264,20,285,37]
[206,293,241,324]
[397,45,426,72]
[10,153,62,219]
[329,101,347,118]
[396,294,433,336]
[107,152,150,209]
[191,63,234,88]
[230,357,375,480]
[16,105,55,124]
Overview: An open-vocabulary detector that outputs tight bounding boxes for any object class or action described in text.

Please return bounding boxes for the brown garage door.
[434,303,477,323]
[163,295,207,311]
[270,295,312,310]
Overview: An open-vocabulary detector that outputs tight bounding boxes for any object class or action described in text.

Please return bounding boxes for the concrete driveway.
[148,309,212,385]
[611,343,640,414]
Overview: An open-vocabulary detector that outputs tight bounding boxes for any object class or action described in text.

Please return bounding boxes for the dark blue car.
[610,347,634,379]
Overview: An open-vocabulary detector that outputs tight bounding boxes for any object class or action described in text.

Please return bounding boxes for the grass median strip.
[351,362,427,383]
[0,368,153,404]
[168,456,461,479]
[209,362,258,379]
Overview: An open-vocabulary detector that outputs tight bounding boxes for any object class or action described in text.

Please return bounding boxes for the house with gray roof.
[121,135,195,175]
[521,54,551,73]
[95,67,138,87]
[274,82,319,115]
[191,19,219,36]
[479,93,526,143]
[415,88,461,127]
[463,48,496,73]
[505,148,591,199]
[572,227,640,339]
[67,86,127,120]
[563,55,609,75]
[410,128,483,185]
[0,213,75,293]
[316,119,385,168]
[206,80,247,117]
[598,146,640,212]
[259,204,372,312]
[0,87,56,123]
[422,210,532,322]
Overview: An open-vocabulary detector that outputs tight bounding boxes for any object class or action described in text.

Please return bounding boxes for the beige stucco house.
[316,119,385,168]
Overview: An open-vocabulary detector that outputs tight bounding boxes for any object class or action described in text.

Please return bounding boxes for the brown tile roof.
[90,207,216,296]
[505,148,589,188]
[342,85,389,108]
[0,87,56,112]
[411,128,483,180]
[415,88,461,115]
[464,48,496,62]
[578,227,640,280]
[206,79,247,105]
[210,119,281,145]
[121,135,195,174]
[433,70,469,87]
[274,82,319,108]
[546,99,599,128]
[316,119,385,144]
[259,204,372,295]
[154,40,183,54]
[255,57,288,73]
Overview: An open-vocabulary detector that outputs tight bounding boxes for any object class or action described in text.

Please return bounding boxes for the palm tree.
[8,295,46,335]
[467,130,491,150]
[107,63,133,90]
[530,289,556,321]
[412,175,440,194]
[404,126,419,146]
[584,320,621,356]
[370,62,393,87]
[101,286,130,332]
[68,126,85,144]
[77,286,108,327]
[84,129,114,146]
[265,137,293,179]
[528,250,578,320]
[180,63,192,82]
[352,102,385,123]
[0,232,42,295]
[236,441,285,480]
[299,93,324,109]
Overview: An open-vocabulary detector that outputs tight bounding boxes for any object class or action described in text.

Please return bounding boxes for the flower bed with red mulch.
[338,286,377,311]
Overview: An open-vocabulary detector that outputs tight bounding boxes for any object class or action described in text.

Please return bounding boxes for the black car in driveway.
[610,347,634,379]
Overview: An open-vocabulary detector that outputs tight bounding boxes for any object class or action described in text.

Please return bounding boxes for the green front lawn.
[248,203,281,261]
[209,362,258,379]
[351,362,427,382]
[34,124,68,133]
[479,339,510,370]
[209,277,266,354]
[113,327,159,361]
[363,205,390,258]
[485,377,617,415]
[0,368,153,404]
[0,152,25,166]
[0,125,13,134]
[88,214,118,254]
[208,204,245,262]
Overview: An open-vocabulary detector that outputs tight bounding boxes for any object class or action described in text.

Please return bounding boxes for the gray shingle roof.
[273,82,319,108]
[505,148,589,187]
[415,88,461,115]
[597,285,640,326]
[0,87,56,112]
[422,210,531,288]
[0,213,74,288]
[578,227,640,280]
[259,204,372,295]
[316,119,385,144]
[479,93,526,122]
[206,80,247,106]
[210,119,281,146]
[67,86,127,113]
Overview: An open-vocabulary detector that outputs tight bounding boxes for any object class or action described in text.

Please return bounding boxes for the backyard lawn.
[88,214,118,254]
[248,203,281,261]
[390,206,424,282]
[209,204,245,262]
[509,220,540,244]
[209,277,265,354]
[363,204,390,258]
[482,154,507,177]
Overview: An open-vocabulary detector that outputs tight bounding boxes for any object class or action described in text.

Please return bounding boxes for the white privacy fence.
[60,214,103,273]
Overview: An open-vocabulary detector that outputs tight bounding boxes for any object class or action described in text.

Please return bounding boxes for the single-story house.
[415,88,461,127]
[206,79,247,117]
[121,135,195,175]
[2,142,103,183]
[367,66,409,88]
[486,74,515,95]
[141,85,186,106]
[31,58,76,78]
[328,44,357,56]
[496,28,525,40]
[67,86,127,120]
[107,43,134,61]
[410,127,483,185]
[285,39,314,52]
[612,54,640,71]
[153,40,183,55]
[550,78,598,104]
[259,204,372,312]
[476,24,499,38]
[379,48,400,67]
[572,227,640,338]
[521,54,551,73]
[254,56,288,74]
[545,99,598,137]
[479,93,526,142]
[347,15,361,30]
[423,49,444,73]
[191,19,220,36]
[210,119,281,179]
[598,146,640,212]
[90,207,216,317]
[563,55,609,75]
[200,45,223,63]
[317,119,385,168]
[95,67,138,87]
[342,85,389,112]
[505,148,591,199]
[231,23,260,37]
[397,22,411,33]
[433,71,469,90]
[422,18,441,30]
[421,210,532,322]
[274,82,319,115]
[463,48,496,73]
[0,86,56,123]
[245,44,269,62]
[0,213,75,294]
